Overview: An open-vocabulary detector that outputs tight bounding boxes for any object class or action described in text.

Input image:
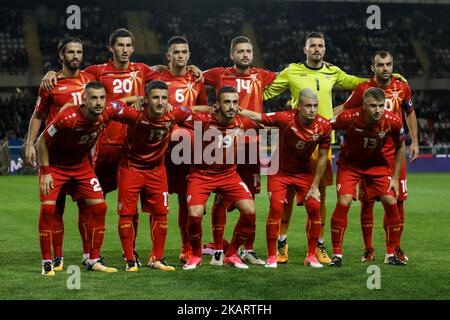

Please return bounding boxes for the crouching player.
[182,86,259,270]
[328,87,406,267]
[112,80,210,271]
[240,88,331,268]
[37,81,120,276]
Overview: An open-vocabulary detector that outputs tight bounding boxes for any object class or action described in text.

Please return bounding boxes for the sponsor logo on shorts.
[186,195,192,203]
[47,124,58,137]
[379,131,386,139]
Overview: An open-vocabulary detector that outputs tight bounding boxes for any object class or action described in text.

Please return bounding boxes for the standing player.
[37,81,120,276]
[182,87,259,270]
[334,51,418,262]
[328,87,406,267]
[41,29,203,265]
[263,32,369,264]
[202,36,277,265]
[26,37,95,271]
[239,88,331,268]
[153,36,208,264]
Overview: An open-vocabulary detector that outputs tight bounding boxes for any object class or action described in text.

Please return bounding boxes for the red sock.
[360,200,375,251]
[86,202,107,260]
[53,195,65,258]
[331,203,350,255]
[266,198,283,257]
[305,198,321,256]
[119,215,135,261]
[226,213,255,257]
[178,196,191,253]
[132,212,139,251]
[211,200,227,251]
[77,200,90,254]
[150,214,168,259]
[397,201,405,242]
[187,215,203,257]
[39,204,56,260]
[382,202,401,254]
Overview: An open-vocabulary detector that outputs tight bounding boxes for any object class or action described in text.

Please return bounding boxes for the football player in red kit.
[328,87,406,267]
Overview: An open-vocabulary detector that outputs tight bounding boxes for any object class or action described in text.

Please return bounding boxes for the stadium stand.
[0,6,28,74]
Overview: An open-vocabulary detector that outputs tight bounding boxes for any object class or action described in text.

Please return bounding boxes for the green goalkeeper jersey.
[263,62,367,120]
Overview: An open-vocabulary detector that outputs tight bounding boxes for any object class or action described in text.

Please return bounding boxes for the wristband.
[41,166,50,175]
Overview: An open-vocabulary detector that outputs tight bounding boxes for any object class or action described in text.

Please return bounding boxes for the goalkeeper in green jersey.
[263,32,368,265]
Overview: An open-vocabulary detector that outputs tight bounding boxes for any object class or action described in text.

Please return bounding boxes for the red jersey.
[153,69,207,107]
[331,107,406,169]
[204,67,276,112]
[343,77,413,160]
[85,59,159,144]
[183,113,259,175]
[43,101,123,168]
[261,110,332,174]
[34,71,95,126]
[112,101,193,169]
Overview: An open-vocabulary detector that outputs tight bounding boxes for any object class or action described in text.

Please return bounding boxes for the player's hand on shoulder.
[42,70,58,92]
[187,65,204,83]
[393,73,408,83]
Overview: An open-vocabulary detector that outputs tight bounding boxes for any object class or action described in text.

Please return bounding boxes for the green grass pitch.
[1,173,449,300]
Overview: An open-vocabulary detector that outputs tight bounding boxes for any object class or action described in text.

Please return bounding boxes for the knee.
[381,196,397,206]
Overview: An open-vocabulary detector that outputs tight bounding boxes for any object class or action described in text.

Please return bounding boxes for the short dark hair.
[304,32,325,46]
[84,81,104,93]
[371,50,393,64]
[109,28,134,47]
[167,36,189,51]
[230,36,252,52]
[58,37,82,54]
[363,87,386,102]
[217,86,238,102]
[145,80,169,96]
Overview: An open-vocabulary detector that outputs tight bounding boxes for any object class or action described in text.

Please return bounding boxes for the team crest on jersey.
[111,101,121,110]
[312,134,319,141]
[392,91,399,99]
[166,121,172,128]
[130,71,138,80]
[250,74,257,81]
[379,131,386,139]
[187,83,193,90]
[325,74,331,79]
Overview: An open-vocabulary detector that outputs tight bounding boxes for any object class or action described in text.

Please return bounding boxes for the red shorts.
[336,164,394,201]
[39,164,104,202]
[237,164,261,195]
[166,157,190,196]
[267,171,313,206]
[359,159,408,201]
[166,126,193,195]
[186,170,253,207]
[117,162,169,215]
[93,143,122,194]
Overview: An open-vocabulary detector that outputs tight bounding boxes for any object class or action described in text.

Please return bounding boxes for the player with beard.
[202,36,276,266]
[40,29,203,267]
[334,51,418,263]
[26,37,96,271]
